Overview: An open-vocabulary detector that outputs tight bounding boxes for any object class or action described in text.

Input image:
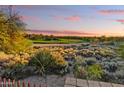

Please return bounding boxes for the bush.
[0,51,30,68]
[101,70,124,84]
[0,7,32,54]
[85,57,97,65]
[29,48,68,75]
[79,49,94,57]
[74,56,103,80]
[97,48,114,57]
[74,66,87,79]
[87,64,103,80]
[102,62,118,72]
[117,44,124,59]
[74,56,85,66]
[64,48,77,61]
[1,64,37,80]
[0,52,10,62]
[10,39,32,54]
[74,64,103,80]
[101,60,124,84]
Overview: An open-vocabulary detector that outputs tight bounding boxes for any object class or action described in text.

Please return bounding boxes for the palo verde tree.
[0,6,32,54]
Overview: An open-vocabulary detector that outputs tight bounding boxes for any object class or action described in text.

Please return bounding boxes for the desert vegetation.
[1,6,124,85]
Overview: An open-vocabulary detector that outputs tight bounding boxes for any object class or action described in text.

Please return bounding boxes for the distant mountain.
[26,29,97,36]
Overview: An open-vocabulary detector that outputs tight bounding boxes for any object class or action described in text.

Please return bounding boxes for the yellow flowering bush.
[0,52,10,62]
[0,51,30,67]
[51,51,68,67]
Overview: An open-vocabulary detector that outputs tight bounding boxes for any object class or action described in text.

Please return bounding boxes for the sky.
[1,5,124,36]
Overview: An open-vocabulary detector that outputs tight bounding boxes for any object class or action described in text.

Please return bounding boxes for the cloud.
[115,19,124,24]
[98,9,124,15]
[52,15,81,22]
[20,15,41,22]
[27,29,97,36]
[64,15,81,22]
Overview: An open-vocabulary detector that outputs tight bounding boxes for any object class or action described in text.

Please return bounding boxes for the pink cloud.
[115,19,124,24]
[27,29,97,37]
[98,10,124,15]
[62,30,96,36]
[64,15,81,22]
[52,15,81,22]
[20,15,41,22]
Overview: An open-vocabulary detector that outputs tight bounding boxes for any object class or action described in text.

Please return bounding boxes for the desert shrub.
[64,48,77,61]
[79,49,94,57]
[0,52,10,62]
[0,51,34,80]
[74,66,87,79]
[9,39,32,54]
[74,56,85,66]
[101,70,124,84]
[29,48,68,75]
[74,56,103,80]
[0,51,30,68]
[96,48,114,57]
[1,64,37,80]
[102,70,117,82]
[87,64,103,80]
[102,62,118,72]
[99,59,124,84]
[74,57,97,67]
[116,44,124,59]
[74,64,103,80]
[85,57,97,66]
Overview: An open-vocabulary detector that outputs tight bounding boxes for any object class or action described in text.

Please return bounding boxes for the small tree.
[0,6,32,53]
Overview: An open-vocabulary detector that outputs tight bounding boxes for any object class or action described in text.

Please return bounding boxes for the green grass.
[32,39,84,44]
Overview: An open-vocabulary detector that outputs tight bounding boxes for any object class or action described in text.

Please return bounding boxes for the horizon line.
[25,29,124,37]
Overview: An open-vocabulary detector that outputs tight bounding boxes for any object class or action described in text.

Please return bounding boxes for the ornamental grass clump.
[29,48,68,75]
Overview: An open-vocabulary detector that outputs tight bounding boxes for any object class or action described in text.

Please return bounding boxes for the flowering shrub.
[95,48,115,58]
[79,49,94,57]
[0,52,10,62]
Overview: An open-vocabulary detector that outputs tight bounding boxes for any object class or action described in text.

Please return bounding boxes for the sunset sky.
[1,5,124,36]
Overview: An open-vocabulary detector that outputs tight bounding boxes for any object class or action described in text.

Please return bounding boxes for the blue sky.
[2,5,124,36]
